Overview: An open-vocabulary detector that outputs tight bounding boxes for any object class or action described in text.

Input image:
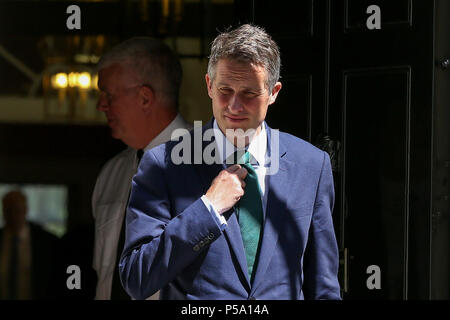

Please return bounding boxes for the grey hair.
[97,37,182,107]
[207,24,281,90]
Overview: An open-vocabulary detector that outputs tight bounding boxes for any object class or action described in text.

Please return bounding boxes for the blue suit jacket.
[120,120,341,300]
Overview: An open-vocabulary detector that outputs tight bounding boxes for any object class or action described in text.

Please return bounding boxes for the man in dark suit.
[0,190,58,299]
[119,24,341,300]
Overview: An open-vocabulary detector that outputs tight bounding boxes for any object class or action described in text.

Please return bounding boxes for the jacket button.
[193,245,200,252]
[208,232,215,240]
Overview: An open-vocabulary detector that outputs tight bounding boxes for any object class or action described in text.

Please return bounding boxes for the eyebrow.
[216,83,262,91]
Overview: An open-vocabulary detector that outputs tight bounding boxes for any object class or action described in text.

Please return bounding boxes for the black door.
[234,0,449,299]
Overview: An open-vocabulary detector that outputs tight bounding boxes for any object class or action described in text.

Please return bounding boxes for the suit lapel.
[222,210,251,290]
[192,119,251,291]
[251,126,290,295]
[193,119,223,194]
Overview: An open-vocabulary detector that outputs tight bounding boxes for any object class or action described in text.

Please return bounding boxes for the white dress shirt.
[92,114,192,300]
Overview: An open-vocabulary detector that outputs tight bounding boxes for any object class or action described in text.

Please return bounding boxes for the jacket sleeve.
[302,151,341,300]
[119,149,223,300]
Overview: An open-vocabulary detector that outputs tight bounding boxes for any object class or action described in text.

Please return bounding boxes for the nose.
[227,94,244,114]
[96,93,108,112]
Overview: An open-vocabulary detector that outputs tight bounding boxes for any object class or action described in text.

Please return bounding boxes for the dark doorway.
[235,0,450,299]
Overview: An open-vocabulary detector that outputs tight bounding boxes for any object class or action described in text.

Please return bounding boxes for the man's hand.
[205,165,248,214]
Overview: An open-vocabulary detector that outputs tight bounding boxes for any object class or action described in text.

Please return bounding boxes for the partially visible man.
[0,190,58,299]
[92,37,191,300]
[120,25,341,300]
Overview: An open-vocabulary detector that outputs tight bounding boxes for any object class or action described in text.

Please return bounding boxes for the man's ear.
[205,73,213,99]
[140,85,155,111]
[268,82,282,105]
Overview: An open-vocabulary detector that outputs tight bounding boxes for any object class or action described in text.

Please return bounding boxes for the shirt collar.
[143,113,186,152]
[213,119,267,166]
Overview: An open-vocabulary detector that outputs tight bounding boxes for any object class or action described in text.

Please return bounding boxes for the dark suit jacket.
[120,120,341,300]
[0,222,58,299]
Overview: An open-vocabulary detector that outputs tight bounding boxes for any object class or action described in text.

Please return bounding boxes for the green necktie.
[234,150,264,282]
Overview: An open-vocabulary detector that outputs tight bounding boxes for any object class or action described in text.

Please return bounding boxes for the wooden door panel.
[343,68,411,299]
[253,0,314,38]
[266,76,312,140]
[235,0,440,299]
[344,0,412,30]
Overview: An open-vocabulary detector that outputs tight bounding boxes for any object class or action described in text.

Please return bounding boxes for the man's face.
[206,59,281,138]
[97,63,143,143]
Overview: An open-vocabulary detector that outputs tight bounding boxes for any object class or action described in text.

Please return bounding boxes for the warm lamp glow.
[52,73,68,88]
[92,74,99,89]
[162,0,169,17]
[51,72,94,90]
[68,72,78,88]
[77,72,91,89]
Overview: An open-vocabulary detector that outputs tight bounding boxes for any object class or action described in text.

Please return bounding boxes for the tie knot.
[227,150,251,165]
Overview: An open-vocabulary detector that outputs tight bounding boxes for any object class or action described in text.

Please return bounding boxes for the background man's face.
[206,58,281,137]
[97,63,143,143]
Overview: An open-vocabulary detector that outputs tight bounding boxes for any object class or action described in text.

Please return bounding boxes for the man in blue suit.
[120,24,341,300]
